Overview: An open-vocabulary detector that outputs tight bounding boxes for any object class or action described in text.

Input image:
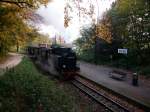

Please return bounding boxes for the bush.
[0,57,73,112]
[138,66,150,78]
[78,50,95,63]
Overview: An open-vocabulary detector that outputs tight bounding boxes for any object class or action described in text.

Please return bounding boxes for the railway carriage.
[27,46,39,59]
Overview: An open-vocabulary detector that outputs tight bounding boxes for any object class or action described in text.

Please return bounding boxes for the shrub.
[0,57,73,112]
[138,66,150,78]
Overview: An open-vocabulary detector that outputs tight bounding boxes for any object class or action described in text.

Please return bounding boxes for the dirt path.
[0,53,23,69]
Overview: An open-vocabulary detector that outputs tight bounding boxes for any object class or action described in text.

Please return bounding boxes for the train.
[27,44,79,79]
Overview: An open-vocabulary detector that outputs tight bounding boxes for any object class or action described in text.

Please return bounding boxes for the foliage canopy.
[0,0,51,56]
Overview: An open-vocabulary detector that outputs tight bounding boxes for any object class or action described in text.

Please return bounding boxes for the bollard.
[6,66,8,72]
[12,66,15,73]
[132,73,138,86]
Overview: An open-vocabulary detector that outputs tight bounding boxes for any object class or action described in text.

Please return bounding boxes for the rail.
[71,77,130,112]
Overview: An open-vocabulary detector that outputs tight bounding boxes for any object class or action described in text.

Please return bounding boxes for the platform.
[78,61,150,110]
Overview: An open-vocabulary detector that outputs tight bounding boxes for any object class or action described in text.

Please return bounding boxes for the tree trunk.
[16,41,19,52]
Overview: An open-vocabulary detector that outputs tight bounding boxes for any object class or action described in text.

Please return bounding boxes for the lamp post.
[94,34,98,64]
[94,0,100,64]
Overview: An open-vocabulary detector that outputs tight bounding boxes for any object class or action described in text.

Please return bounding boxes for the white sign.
[118,49,128,54]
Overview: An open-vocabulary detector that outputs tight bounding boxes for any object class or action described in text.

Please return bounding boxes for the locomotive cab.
[52,47,78,73]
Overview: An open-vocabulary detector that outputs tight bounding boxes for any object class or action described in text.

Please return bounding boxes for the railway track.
[71,77,130,112]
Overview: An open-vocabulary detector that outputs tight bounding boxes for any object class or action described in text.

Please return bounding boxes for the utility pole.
[94,24,98,64]
[94,0,100,65]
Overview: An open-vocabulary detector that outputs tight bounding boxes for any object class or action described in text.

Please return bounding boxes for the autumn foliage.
[0,0,50,56]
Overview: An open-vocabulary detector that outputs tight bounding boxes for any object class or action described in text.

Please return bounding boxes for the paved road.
[78,61,150,108]
[0,53,23,75]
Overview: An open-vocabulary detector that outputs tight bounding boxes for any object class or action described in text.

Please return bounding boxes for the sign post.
[118,48,128,69]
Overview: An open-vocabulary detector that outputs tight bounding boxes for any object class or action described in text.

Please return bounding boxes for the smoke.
[36,0,116,43]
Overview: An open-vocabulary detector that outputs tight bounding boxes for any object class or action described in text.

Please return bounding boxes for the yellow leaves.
[64,0,95,28]
[96,24,112,43]
[64,16,69,28]
[41,0,50,5]
[31,34,51,45]
[0,0,50,9]
[64,3,71,28]
[95,14,112,43]
[82,43,91,49]
[0,0,52,55]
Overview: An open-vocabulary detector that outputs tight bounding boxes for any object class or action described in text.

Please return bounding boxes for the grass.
[136,66,150,78]
[0,57,73,112]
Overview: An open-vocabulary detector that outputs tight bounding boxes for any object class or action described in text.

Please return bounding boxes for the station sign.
[118,48,128,54]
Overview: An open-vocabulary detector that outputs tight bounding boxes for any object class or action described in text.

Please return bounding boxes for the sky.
[36,0,115,43]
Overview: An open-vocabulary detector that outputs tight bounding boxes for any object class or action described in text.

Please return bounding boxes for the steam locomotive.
[27,44,79,79]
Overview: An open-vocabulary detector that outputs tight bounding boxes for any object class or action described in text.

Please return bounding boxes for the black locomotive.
[27,44,79,79]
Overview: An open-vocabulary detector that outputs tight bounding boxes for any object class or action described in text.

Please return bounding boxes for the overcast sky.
[36,0,115,43]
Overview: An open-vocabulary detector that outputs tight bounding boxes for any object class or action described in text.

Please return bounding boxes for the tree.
[96,12,112,43]
[107,0,150,65]
[75,0,150,67]
[74,24,95,62]
[0,0,50,56]
[75,24,95,54]
[31,33,51,46]
[64,0,95,28]
[0,0,49,8]
[126,1,150,65]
